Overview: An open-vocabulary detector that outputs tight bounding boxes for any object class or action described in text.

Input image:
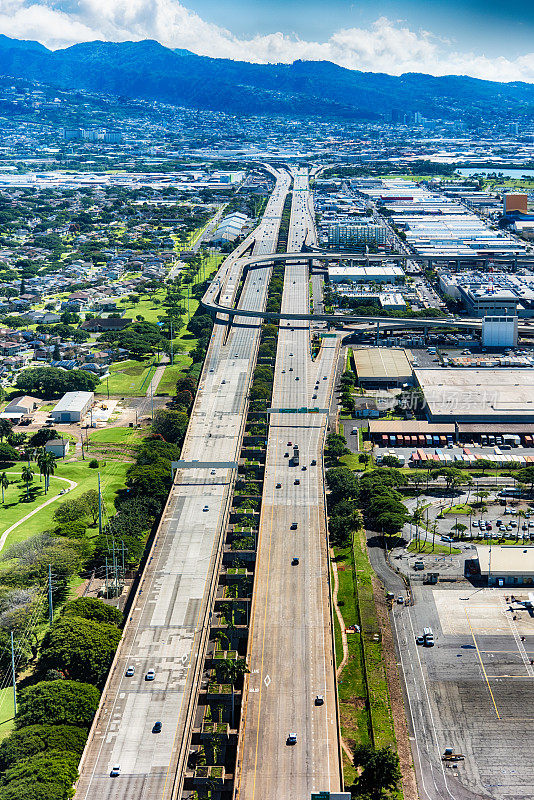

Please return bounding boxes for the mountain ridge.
[0,35,532,121]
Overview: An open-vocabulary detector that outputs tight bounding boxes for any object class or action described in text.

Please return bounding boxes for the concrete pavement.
[74,167,292,800]
[237,168,342,799]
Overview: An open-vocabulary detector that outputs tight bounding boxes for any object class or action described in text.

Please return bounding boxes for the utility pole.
[107,376,110,400]
[170,317,174,366]
[105,557,109,599]
[98,473,102,537]
[48,564,53,624]
[150,381,154,420]
[10,631,16,716]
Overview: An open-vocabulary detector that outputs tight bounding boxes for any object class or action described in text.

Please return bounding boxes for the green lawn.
[88,426,144,445]
[0,687,15,741]
[96,358,156,396]
[0,459,129,553]
[407,541,461,555]
[156,357,193,395]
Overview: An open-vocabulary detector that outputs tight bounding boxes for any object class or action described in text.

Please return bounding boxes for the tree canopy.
[16,367,99,398]
[0,724,87,772]
[16,680,100,729]
[39,616,122,686]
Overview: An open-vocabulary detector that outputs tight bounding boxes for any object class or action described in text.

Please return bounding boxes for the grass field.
[407,541,461,555]
[0,459,129,553]
[333,531,398,787]
[96,358,156,396]
[88,427,144,445]
[353,531,397,751]
[156,358,192,395]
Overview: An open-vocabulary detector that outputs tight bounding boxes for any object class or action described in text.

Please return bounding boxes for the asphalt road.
[237,168,342,800]
[74,166,293,800]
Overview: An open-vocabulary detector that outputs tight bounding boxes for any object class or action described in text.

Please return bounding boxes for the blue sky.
[189,0,534,57]
[0,0,533,82]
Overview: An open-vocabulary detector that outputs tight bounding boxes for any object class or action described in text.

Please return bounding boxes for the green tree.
[0,443,17,463]
[62,597,122,626]
[39,616,121,686]
[15,680,100,729]
[382,454,401,468]
[352,744,401,798]
[0,418,13,442]
[0,724,87,771]
[325,467,358,503]
[152,409,189,444]
[517,466,534,493]
[0,750,79,800]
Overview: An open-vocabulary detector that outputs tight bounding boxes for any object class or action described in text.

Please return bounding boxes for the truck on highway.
[291,445,299,466]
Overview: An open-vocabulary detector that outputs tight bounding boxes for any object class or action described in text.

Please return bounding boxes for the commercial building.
[414,368,534,423]
[476,546,534,587]
[354,348,413,388]
[457,286,518,318]
[482,316,518,348]
[504,194,528,215]
[50,391,94,423]
[439,272,534,318]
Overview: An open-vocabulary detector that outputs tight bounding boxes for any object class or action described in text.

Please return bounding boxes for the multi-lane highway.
[74,166,292,800]
[236,168,342,799]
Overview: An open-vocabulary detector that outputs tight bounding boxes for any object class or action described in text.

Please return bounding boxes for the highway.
[236,167,342,799]
[74,165,292,800]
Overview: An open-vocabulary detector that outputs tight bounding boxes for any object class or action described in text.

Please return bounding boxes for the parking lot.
[395,587,534,800]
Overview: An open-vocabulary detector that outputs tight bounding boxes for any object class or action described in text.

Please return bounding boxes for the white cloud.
[0,0,533,83]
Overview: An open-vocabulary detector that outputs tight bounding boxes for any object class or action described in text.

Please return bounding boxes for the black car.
[153,721,162,733]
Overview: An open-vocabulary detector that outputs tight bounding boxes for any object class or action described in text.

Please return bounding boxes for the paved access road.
[74,166,292,800]
[237,168,342,800]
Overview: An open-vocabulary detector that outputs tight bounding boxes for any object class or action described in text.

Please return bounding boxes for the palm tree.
[218,658,249,729]
[35,446,46,483]
[21,466,34,502]
[0,472,9,504]
[39,452,57,494]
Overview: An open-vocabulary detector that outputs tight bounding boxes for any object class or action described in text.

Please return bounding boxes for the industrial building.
[328,265,404,284]
[0,395,38,422]
[353,348,413,388]
[476,546,534,587]
[482,316,518,347]
[414,368,534,423]
[50,391,94,423]
[504,194,528,215]
[355,179,526,262]
[326,222,387,249]
[379,292,406,310]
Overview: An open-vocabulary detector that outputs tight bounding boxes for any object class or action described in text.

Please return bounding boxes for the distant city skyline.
[0,0,534,82]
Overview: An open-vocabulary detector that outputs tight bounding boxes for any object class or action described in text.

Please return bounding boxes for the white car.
[145,669,155,681]
[110,764,121,777]
[287,732,297,745]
